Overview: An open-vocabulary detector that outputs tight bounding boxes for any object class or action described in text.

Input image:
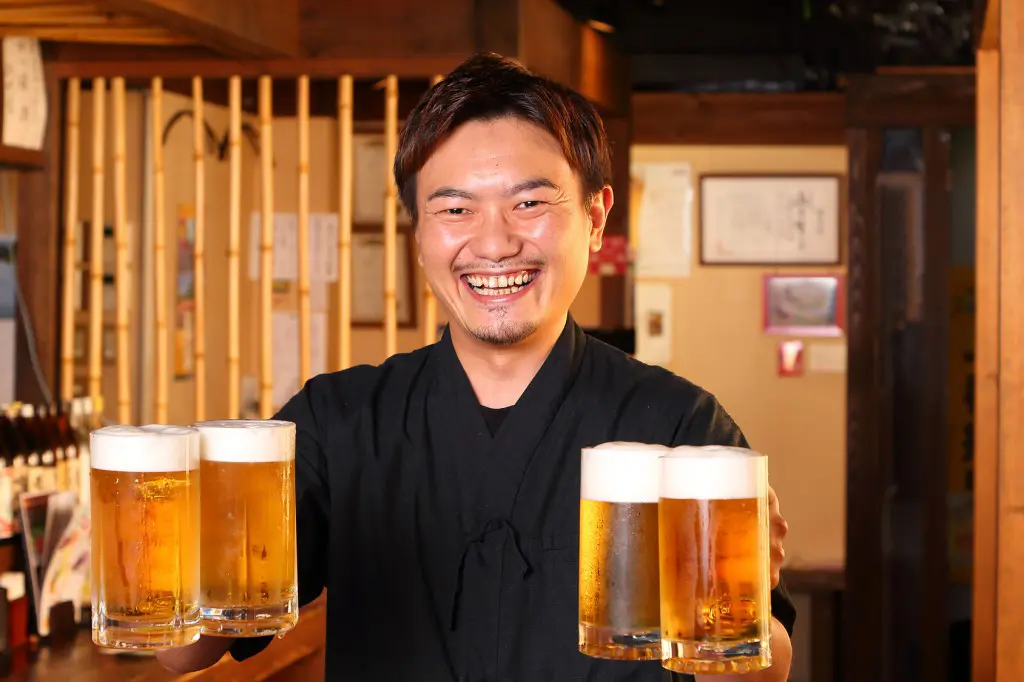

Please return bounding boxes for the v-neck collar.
[432,315,585,445]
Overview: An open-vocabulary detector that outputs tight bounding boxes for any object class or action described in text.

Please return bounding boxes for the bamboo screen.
[58,72,444,425]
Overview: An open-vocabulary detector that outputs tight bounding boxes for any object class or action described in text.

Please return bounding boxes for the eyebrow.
[425,177,560,202]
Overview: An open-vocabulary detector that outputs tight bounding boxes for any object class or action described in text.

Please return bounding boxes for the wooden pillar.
[14,69,61,404]
[975,0,1024,680]
[600,116,630,328]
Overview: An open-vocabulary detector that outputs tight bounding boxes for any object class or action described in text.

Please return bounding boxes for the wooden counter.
[0,598,327,682]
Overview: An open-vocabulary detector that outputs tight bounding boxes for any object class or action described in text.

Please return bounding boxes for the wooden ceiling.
[0,1,194,46]
[0,0,300,57]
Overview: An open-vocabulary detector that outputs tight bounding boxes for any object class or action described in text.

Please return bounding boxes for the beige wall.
[631,144,848,569]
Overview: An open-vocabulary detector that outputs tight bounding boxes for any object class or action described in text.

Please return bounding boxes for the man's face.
[415,117,612,347]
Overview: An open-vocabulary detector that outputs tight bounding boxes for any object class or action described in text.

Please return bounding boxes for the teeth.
[466,270,535,293]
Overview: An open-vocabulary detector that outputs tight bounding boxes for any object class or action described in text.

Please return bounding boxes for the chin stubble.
[469,308,540,346]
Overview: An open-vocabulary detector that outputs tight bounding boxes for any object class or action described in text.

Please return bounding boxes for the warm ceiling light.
[587,18,615,33]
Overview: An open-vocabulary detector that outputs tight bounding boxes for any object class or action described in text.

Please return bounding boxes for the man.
[157,52,795,681]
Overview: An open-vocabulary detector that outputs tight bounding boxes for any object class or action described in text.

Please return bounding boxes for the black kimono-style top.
[230,316,797,681]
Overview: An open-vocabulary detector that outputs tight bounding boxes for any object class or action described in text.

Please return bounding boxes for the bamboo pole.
[153,77,168,424]
[297,75,311,383]
[112,77,130,425]
[383,75,398,358]
[422,73,443,346]
[60,78,80,403]
[259,75,274,419]
[88,77,105,414]
[227,76,241,418]
[336,74,353,370]
[192,76,206,421]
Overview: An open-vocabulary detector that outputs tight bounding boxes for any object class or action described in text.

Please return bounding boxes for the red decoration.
[589,235,629,276]
[778,340,805,377]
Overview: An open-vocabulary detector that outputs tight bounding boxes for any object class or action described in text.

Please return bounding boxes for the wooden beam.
[49,55,464,80]
[599,116,630,328]
[632,92,846,146]
[995,0,1024,678]
[843,126,885,682]
[974,47,999,682]
[95,0,301,58]
[14,66,61,403]
[844,73,975,127]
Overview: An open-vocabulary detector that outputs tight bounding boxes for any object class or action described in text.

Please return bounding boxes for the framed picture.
[352,133,412,226]
[763,274,845,337]
[351,224,418,328]
[700,174,842,265]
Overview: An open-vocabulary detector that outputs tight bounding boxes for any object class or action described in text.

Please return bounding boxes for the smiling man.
[156,52,795,682]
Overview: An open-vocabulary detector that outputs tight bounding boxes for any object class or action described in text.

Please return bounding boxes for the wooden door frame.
[844,70,974,682]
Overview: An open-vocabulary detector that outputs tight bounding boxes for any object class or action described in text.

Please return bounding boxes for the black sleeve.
[671,390,798,638]
[229,381,332,662]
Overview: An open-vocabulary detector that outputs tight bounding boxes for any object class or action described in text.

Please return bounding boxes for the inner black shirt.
[481,405,511,436]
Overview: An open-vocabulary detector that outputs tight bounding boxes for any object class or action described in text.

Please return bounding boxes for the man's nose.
[469,212,522,262]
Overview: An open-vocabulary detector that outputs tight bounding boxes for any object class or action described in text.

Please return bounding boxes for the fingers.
[767,486,787,589]
[770,540,785,586]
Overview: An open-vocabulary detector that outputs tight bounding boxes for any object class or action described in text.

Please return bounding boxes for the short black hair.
[394,52,613,224]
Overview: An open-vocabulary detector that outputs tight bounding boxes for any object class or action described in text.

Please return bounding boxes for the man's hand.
[768,485,788,589]
[154,635,234,674]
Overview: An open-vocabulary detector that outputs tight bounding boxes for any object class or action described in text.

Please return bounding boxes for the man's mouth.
[462,270,538,297]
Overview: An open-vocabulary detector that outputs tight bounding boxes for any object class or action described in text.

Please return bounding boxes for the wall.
[631,144,848,569]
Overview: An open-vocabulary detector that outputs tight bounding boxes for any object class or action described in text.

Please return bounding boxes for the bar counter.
[1,597,327,682]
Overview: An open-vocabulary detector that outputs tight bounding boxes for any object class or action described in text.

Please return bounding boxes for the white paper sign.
[2,37,46,151]
[808,342,847,374]
[311,312,327,377]
[634,282,673,366]
[271,311,299,409]
[634,163,693,278]
[249,212,339,282]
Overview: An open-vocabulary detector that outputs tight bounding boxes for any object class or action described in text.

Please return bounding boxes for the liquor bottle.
[0,413,16,539]
[2,404,26,532]
[42,405,68,493]
[55,403,79,500]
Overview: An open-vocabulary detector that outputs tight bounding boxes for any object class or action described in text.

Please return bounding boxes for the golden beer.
[90,425,201,650]
[659,446,771,675]
[579,443,665,661]
[196,420,297,637]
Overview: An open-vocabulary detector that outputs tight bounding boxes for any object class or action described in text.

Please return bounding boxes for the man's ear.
[588,185,614,252]
[414,222,424,267]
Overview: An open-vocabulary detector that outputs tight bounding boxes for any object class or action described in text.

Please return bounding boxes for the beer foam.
[194,419,296,463]
[91,424,199,472]
[659,445,767,500]
[580,442,666,503]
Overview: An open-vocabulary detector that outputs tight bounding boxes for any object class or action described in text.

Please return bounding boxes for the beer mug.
[659,446,771,675]
[578,442,665,661]
[195,420,298,637]
[90,425,201,650]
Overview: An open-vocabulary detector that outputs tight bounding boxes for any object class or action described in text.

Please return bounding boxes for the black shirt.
[230,316,797,681]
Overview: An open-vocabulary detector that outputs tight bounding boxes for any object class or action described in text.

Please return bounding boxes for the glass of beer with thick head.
[578,442,665,661]
[659,445,772,675]
[195,419,297,637]
[90,424,201,650]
